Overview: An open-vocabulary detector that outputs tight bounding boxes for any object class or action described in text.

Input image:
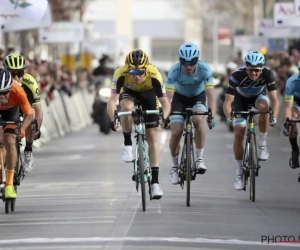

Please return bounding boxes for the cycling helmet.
[3,53,26,71]
[244,50,265,67]
[178,42,200,61]
[125,49,149,69]
[226,61,238,70]
[0,68,13,92]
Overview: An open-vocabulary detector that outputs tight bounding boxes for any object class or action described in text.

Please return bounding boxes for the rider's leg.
[255,95,270,160]
[289,104,300,168]
[119,90,135,162]
[24,108,35,172]
[141,90,163,198]
[3,126,18,198]
[192,91,208,173]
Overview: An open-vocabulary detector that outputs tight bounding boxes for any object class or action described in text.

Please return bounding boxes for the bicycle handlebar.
[113,107,164,127]
[231,107,274,122]
[286,117,300,123]
[170,107,212,117]
[170,107,213,129]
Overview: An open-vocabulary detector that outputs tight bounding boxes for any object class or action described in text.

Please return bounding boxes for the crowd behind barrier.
[0,47,96,148]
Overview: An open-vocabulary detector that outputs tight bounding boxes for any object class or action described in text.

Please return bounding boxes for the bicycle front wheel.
[249,136,256,202]
[186,134,191,207]
[138,135,146,211]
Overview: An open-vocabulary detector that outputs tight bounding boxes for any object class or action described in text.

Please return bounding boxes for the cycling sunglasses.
[0,90,10,96]
[180,57,198,67]
[128,69,145,76]
[10,71,24,78]
[246,67,262,73]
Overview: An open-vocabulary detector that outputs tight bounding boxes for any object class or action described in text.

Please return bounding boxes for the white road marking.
[0,237,298,247]
[0,216,116,223]
[0,221,114,226]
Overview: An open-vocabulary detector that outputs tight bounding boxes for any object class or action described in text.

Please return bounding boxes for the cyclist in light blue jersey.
[283,61,300,169]
[166,42,216,185]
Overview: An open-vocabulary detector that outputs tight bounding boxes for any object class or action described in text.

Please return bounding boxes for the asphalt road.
[0,120,299,250]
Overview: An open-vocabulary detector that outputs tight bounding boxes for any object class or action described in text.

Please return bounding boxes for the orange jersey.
[0,82,32,115]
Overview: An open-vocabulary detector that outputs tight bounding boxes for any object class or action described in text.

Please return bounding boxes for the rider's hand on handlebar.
[269,117,277,127]
[226,116,234,127]
[282,122,291,137]
[206,116,216,129]
[111,121,120,132]
[15,128,25,139]
[159,117,170,129]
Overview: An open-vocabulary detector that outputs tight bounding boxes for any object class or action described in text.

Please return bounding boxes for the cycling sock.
[123,132,132,146]
[171,155,178,167]
[235,160,243,175]
[6,170,14,186]
[289,137,299,151]
[151,167,159,184]
[196,148,204,159]
[259,132,267,146]
[25,141,33,152]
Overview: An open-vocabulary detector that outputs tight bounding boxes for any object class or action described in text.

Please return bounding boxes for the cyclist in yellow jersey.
[3,54,43,173]
[107,49,170,199]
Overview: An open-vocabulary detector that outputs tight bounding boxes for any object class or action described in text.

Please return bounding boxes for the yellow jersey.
[21,73,41,106]
[111,64,166,97]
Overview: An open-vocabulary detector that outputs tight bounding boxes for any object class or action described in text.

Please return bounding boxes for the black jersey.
[226,66,276,97]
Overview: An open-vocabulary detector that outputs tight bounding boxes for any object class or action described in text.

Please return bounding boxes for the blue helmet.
[178,42,200,61]
[244,50,265,66]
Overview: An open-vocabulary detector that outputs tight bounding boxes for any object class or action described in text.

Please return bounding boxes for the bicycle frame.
[114,107,162,211]
[179,113,196,188]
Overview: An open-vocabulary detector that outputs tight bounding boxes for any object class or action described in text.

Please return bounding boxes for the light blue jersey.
[165,61,214,97]
[284,73,300,112]
[285,73,300,101]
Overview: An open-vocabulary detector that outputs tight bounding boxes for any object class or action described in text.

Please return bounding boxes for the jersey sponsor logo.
[127,84,132,88]
[23,77,34,85]
[229,75,239,85]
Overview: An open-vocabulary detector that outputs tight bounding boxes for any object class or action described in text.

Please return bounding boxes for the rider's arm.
[22,74,43,129]
[32,83,43,129]
[268,90,279,119]
[284,77,296,120]
[152,74,171,119]
[18,88,34,131]
[165,70,175,103]
[33,103,43,129]
[223,74,237,118]
[204,70,215,117]
[265,69,279,119]
[107,73,122,122]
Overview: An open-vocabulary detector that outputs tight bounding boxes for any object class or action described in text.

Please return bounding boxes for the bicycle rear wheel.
[186,134,191,207]
[138,135,146,211]
[249,136,256,202]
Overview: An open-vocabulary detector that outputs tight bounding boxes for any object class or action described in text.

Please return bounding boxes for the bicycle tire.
[138,135,146,211]
[249,135,256,202]
[186,134,191,207]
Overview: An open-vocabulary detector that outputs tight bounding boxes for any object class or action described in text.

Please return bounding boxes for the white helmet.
[226,61,238,70]
[0,68,13,93]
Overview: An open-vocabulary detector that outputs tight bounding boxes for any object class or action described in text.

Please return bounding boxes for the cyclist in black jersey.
[223,50,279,190]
